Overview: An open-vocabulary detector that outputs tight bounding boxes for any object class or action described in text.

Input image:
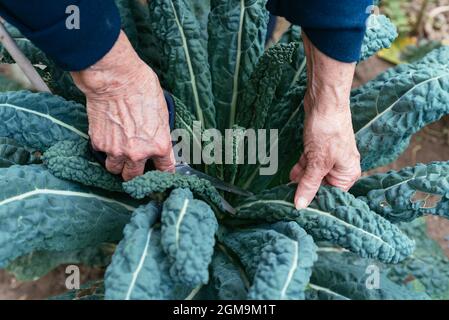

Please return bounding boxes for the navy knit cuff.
[19,0,121,71]
[266,0,370,63]
[302,27,366,63]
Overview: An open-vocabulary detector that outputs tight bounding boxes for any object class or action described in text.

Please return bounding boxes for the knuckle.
[124,162,137,170]
[152,141,171,157]
[105,162,122,174]
[125,161,143,171]
[126,152,147,163]
[109,150,124,158]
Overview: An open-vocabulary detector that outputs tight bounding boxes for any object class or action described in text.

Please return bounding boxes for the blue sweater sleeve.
[267,0,372,62]
[0,0,121,71]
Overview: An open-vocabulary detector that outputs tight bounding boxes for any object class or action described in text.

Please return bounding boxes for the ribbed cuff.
[302,27,366,63]
[266,0,369,63]
[20,0,121,71]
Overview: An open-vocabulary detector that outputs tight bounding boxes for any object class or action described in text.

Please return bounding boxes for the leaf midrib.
[242,105,301,189]
[280,239,298,299]
[355,73,449,135]
[236,199,392,250]
[0,102,88,139]
[308,283,351,300]
[0,188,135,211]
[228,0,245,128]
[125,227,153,300]
[169,0,204,126]
[175,198,189,249]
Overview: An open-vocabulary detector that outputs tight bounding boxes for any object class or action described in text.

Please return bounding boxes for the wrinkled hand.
[71,31,175,181]
[290,32,361,209]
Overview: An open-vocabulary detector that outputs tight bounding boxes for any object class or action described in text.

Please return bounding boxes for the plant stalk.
[0,22,51,92]
[412,0,431,38]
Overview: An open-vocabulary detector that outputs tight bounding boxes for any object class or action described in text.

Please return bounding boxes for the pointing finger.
[294,166,326,210]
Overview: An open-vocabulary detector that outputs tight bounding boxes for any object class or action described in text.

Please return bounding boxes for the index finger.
[294,166,326,210]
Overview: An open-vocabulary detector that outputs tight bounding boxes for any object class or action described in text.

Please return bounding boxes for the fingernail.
[295,197,308,210]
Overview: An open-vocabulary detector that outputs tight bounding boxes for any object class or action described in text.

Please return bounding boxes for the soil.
[0,266,103,300]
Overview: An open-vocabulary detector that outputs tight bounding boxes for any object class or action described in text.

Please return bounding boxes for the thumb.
[153,149,176,173]
[294,167,325,210]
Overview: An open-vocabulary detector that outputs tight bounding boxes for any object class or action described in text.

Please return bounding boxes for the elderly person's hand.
[70,31,175,181]
[290,33,361,209]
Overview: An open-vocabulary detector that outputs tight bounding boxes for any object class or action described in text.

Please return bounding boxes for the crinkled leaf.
[221,221,317,300]
[105,202,193,300]
[360,14,397,61]
[123,170,224,210]
[172,95,221,176]
[174,94,197,129]
[147,0,215,129]
[352,46,449,170]
[208,245,249,300]
[208,0,269,130]
[276,40,306,99]
[236,185,415,263]
[401,41,443,64]
[0,165,135,268]
[276,25,306,98]
[115,0,139,47]
[0,91,88,151]
[125,0,158,67]
[236,43,297,129]
[351,161,449,222]
[233,34,306,193]
[161,188,218,287]
[236,84,305,193]
[192,0,210,41]
[43,140,123,192]
[387,219,449,299]
[310,250,429,300]
[223,125,246,184]
[278,25,301,45]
